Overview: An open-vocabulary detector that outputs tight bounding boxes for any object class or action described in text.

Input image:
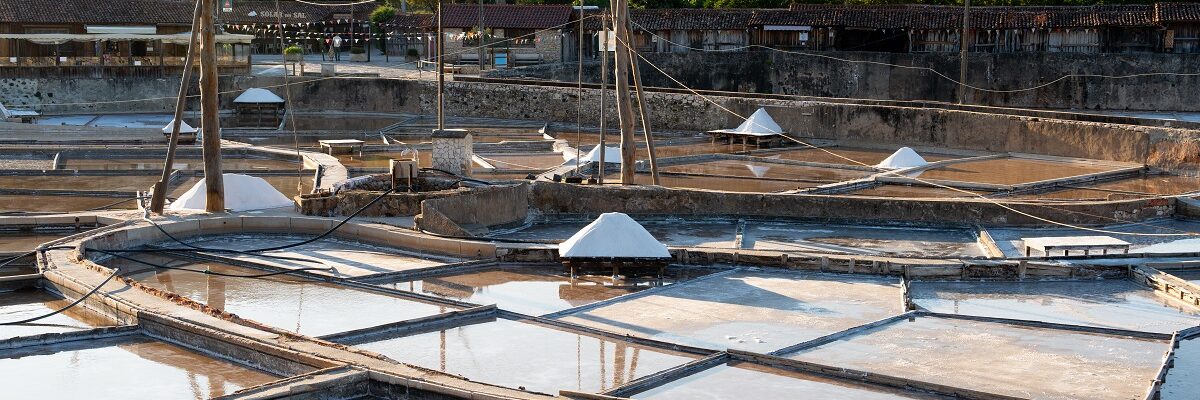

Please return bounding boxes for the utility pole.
[149,0,202,214]
[611,0,636,185]
[200,0,225,212]
[437,0,445,130]
[597,14,608,184]
[478,0,485,71]
[959,0,970,104]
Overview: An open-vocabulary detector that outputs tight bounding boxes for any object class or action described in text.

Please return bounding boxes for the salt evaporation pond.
[784,316,1167,400]
[635,361,938,400]
[0,289,116,340]
[557,271,904,353]
[0,336,278,399]
[743,224,986,257]
[115,257,451,337]
[911,280,1200,333]
[350,318,694,395]
[1161,337,1199,400]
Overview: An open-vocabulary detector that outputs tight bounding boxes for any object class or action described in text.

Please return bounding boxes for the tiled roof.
[629,8,755,31]
[0,0,194,24]
[220,1,335,24]
[390,13,434,30]
[1155,2,1200,22]
[752,4,1163,29]
[439,4,571,29]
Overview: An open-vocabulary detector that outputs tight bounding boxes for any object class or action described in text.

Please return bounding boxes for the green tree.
[370,6,398,54]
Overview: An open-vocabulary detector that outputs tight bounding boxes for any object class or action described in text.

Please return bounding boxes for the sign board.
[222,0,233,12]
[604,30,616,52]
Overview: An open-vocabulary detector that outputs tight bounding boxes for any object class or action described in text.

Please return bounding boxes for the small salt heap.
[161,119,198,135]
[558,212,670,259]
[565,145,622,163]
[876,147,929,169]
[169,173,295,212]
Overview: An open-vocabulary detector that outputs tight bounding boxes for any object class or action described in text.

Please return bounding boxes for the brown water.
[848,184,985,198]
[381,265,708,316]
[60,157,299,171]
[637,361,935,399]
[661,160,870,183]
[603,173,810,192]
[115,258,452,337]
[0,232,72,251]
[285,116,404,131]
[353,318,694,395]
[0,288,117,341]
[1024,175,1200,200]
[0,336,278,399]
[0,175,159,192]
[477,153,565,170]
[786,317,1166,400]
[917,158,1115,185]
[336,152,432,169]
[757,147,960,166]
[0,195,137,213]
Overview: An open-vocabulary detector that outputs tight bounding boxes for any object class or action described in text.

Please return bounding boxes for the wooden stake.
[200,0,224,212]
[436,0,445,131]
[597,14,608,184]
[610,0,636,185]
[149,0,202,214]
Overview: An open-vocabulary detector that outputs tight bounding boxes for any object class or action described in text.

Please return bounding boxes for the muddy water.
[917,158,1114,185]
[477,153,565,170]
[757,147,961,166]
[786,317,1166,400]
[662,160,870,183]
[60,157,299,171]
[0,175,159,192]
[336,152,432,169]
[0,232,70,251]
[354,318,693,394]
[1024,175,1200,200]
[637,361,934,399]
[604,173,815,192]
[1161,337,1199,400]
[558,272,904,353]
[848,184,986,198]
[0,195,137,213]
[912,280,1200,333]
[0,336,277,399]
[115,258,451,337]
[382,265,716,316]
[0,289,116,340]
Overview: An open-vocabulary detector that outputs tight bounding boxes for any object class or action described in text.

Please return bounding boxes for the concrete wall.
[527,181,1175,227]
[417,183,529,236]
[483,51,1200,111]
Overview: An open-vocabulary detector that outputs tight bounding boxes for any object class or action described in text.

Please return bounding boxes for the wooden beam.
[150,0,202,214]
[610,0,636,185]
[199,0,224,212]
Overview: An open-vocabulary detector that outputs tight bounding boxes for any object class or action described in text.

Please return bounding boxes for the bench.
[512,53,542,66]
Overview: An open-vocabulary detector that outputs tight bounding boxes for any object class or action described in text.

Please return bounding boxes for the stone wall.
[527,181,1176,227]
[416,183,529,236]
[430,132,473,176]
[483,51,1200,111]
[534,31,562,64]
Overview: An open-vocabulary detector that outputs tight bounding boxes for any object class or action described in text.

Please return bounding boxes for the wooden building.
[1157,2,1200,53]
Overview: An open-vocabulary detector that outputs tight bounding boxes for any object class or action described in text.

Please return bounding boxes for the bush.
[283,46,303,56]
[369,5,397,25]
[406,48,420,57]
[349,47,366,55]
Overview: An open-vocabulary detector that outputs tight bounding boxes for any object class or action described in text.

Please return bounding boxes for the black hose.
[0,245,76,270]
[87,248,333,278]
[0,269,120,326]
[147,186,398,254]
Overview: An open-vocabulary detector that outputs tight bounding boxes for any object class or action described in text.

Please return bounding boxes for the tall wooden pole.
[622,21,659,185]
[597,14,608,184]
[149,0,203,214]
[611,0,636,185]
[959,0,970,104]
[436,0,445,131]
[200,0,225,212]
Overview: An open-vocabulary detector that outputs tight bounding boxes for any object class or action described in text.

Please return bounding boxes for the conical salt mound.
[578,145,622,163]
[233,88,284,104]
[162,119,198,134]
[727,108,783,136]
[876,147,929,169]
[169,173,295,212]
[559,212,670,259]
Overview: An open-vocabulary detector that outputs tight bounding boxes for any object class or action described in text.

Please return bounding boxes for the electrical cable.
[0,268,120,326]
[610,33,1199,238]
[87,248,333,278]
[0,245,75,270]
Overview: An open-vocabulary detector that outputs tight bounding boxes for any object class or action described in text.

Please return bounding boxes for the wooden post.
[958,0,970,104]
[149,0,203,214]
[611,0,636,185]
[436,0,445,131]
[597,14,608,184]
[622,20,659,185]
[199,0,225,212]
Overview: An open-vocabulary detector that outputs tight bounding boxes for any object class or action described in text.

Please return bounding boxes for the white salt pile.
[559,212,671,259]
[169,173,295,212]
[746,164,771,178]
[715,107,783,136]
[233,88,285,104]
[876,147,929,169]
[564,145,622,163]
[161,119,198,134]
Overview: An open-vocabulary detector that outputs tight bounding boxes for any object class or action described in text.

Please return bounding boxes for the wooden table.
[1023,235,1131,257]
[318,139,365,156]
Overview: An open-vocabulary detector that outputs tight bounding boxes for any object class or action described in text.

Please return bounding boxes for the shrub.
[349,47,366,54]
[283,46,303,56]
[406,48,420,57]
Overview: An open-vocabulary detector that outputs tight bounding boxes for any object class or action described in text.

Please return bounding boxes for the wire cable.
[611,33,1199,238]
[88,248,333,278]
[0,269,120,326]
